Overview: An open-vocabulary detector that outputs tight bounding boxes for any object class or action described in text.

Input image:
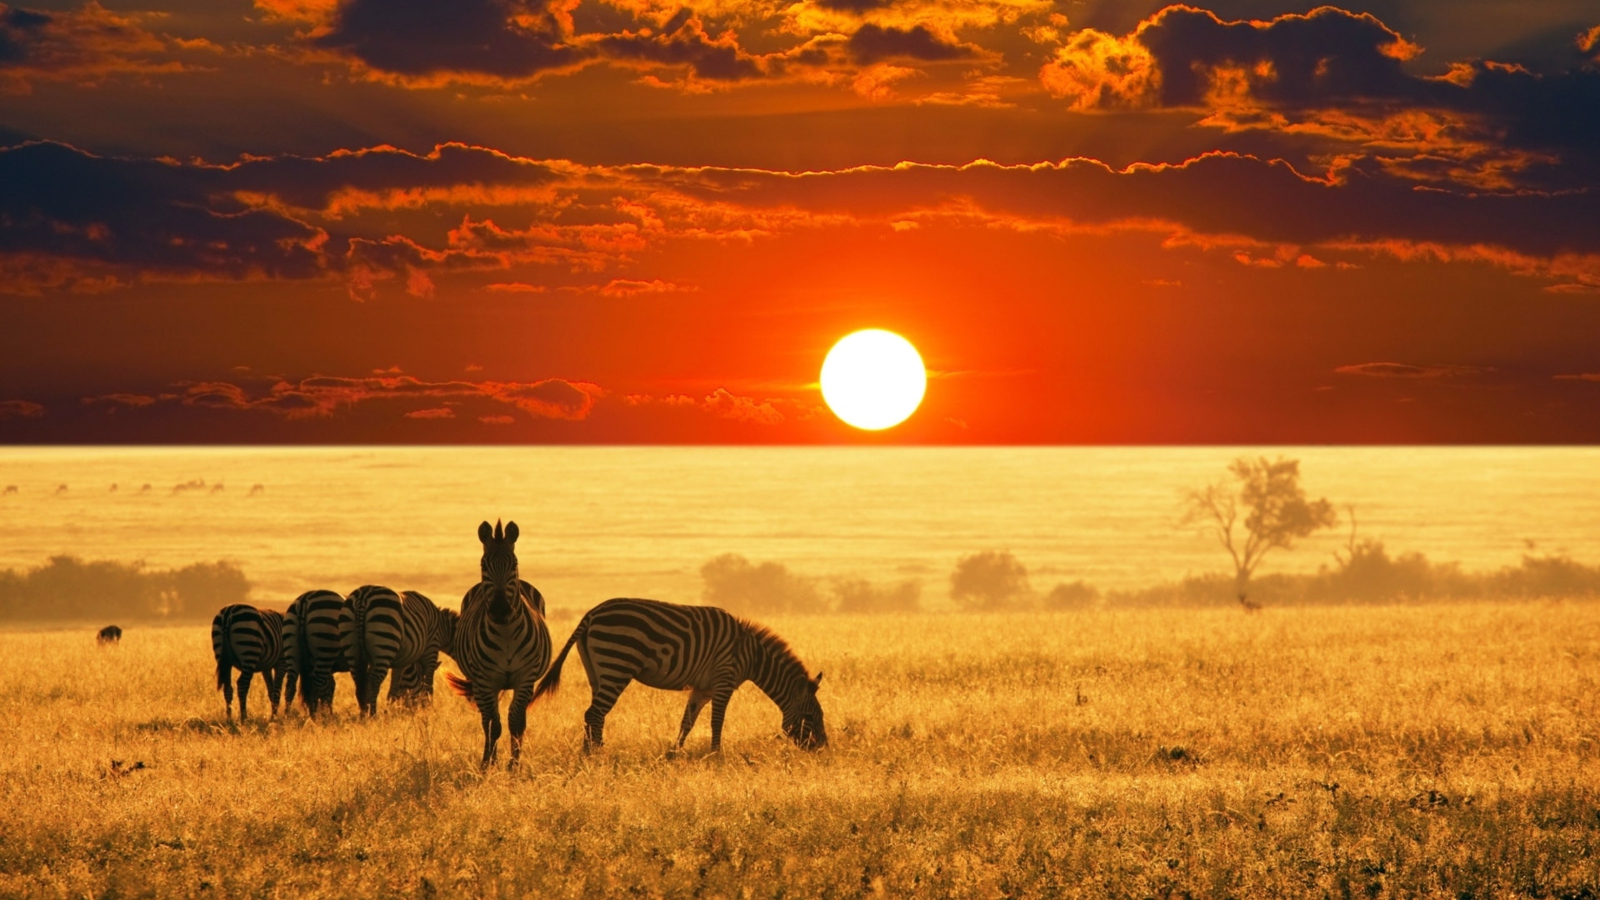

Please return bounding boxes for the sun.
[820,329,927,430]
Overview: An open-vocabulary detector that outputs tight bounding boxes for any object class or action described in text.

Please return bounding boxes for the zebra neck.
[744,638,807,712]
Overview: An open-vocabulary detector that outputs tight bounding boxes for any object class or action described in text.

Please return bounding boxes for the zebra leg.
[267,667,285,717]
[507,683,535,769]
[220,666,235,721]
[365,666,390,717]
[284,669,299,710]
[475,690,503,769]
[237,670,255,723]
[677,689,713,748]
[707,681,738,752]
[583,675,631,753]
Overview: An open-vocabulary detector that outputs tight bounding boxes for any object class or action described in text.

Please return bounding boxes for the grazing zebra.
[532,598,826,753]
[96,625,122,645]
[211,604,288,722]
[341,587,459,713]
[446,520,552,769]
[285,589,349,715]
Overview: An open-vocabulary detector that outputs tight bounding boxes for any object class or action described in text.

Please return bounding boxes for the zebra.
[340,587,458,713]
[211,604,288,722]
[446,520,552,769]
[531,598,826,753]
[285,589,350,715]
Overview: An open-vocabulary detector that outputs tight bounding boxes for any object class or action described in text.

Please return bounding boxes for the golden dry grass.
[3,604,1600,899]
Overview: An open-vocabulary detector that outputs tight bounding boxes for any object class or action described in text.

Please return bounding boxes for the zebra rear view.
[531,598,826,753]
[211,604,288,722]
[341,586,458,714]
[285,589,349,715]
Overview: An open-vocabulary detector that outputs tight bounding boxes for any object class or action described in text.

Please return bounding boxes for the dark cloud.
[313,0,589,82]
[1042,5,1600,190]
[812,0,892,13]
[0,399,44,419]
[0,141,326,287]
[848,24,972,65]
[0,141,564,292]
[1334,362,1493,379]
[0,2,190,91]
[595,16,764,82]
[146,372,606,421]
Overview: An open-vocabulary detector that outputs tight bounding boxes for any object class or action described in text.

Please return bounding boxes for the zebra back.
[211,604,285,681]
[286,589,348,712]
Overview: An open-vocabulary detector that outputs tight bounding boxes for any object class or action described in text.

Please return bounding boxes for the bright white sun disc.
[820,329,926,430]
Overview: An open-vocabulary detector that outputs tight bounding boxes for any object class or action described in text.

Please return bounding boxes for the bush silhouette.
[950,551,1031,611]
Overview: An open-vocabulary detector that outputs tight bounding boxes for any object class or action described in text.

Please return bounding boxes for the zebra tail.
[531,624,581,704]
[214,611,233,692]
[444,672,473,699]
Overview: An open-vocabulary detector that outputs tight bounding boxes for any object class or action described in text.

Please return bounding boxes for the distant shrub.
[950,551,1031,611]
[1041,580,1099,610]
[0,556,251,622]
[834,578,921,614]
[701,554,827,615]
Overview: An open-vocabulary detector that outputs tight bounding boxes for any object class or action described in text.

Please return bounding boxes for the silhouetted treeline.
[0,556,250,622]
[1111,543,1600,608]
[702,545,1600,615]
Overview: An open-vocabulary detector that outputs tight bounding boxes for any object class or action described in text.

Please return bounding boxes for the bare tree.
[1183,456,1336,611]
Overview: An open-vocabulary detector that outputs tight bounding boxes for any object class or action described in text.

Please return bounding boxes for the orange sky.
[1,0,1598,442]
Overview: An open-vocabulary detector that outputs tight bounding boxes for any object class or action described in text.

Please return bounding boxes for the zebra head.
[782,672,827,750]
[477,519,521,623]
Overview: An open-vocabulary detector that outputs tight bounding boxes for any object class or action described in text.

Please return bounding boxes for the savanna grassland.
[4,604,1600,899]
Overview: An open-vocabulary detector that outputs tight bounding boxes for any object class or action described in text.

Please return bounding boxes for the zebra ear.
[494,519,504,541]
[505,521,519,544]
[811,672,823,692]
[478,521,493,544]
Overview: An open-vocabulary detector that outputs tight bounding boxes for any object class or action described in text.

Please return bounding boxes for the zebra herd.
[211,519,827,766]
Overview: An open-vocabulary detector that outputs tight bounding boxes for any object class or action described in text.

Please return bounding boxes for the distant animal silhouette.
[341,587,456,713]
[109,484,118,493]
[248,484,265,496]
[138,484,152,493]
[172,479,205,494]
[285,590,351,715]
[210,483,225,493]
[1239,597,1262,614]
[97,625,123,645]
[446,520,551,769]
[533,598,826,753]
[211,604,288,722]
[54,484,67,495]
[2,485,15,495]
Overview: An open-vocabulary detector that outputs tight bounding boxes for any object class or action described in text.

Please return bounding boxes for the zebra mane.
[738,618,811,678]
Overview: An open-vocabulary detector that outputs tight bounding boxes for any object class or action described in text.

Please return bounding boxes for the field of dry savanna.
[3,603,1600,899]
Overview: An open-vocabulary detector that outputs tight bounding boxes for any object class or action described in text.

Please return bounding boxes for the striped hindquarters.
[287,589,348,710]
[211,604,285,678]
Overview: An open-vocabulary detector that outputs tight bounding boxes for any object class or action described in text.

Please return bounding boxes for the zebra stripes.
[285,589,349,715]
[447,520,552,768]
[532,598,826,752]
[340,587,459,713]
[211,603,288,722]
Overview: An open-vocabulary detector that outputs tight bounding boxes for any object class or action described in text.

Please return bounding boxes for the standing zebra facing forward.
[447,520,551,768]
[341,587,459,712]
[286,589,350,715]
[211,604,288,722]
[531,598,826,752]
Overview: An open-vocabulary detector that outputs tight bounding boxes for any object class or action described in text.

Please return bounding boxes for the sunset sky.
[1,0,1598,443]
